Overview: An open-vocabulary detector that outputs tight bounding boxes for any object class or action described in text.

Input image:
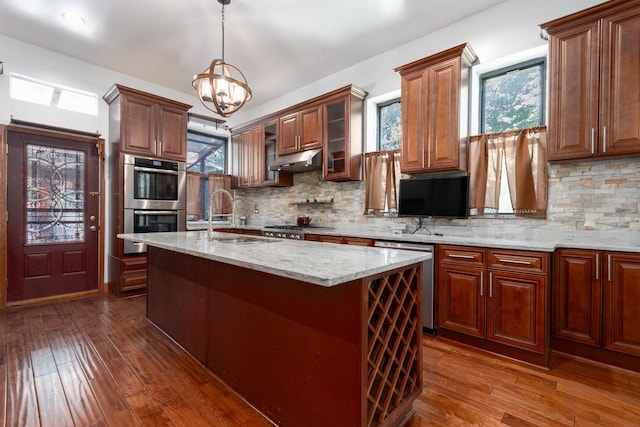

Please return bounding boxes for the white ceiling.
[0,0,508,109]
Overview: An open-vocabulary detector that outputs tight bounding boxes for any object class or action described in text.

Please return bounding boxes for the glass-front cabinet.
[262,120,278,184]
[325,101,347,176]
[323,85,367,181]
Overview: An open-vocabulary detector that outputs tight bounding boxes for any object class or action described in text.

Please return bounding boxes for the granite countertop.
[118,231,430,287]
[199,223,640,253]
[300,225,640,253]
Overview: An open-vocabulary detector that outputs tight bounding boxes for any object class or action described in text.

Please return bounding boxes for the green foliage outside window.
[481,60,545,133]
[379,100,401,151]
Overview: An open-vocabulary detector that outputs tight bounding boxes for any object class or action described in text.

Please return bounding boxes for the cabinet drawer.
[438,245,485,267]
[305,234,344,244]
[343,237,375,247]
[121,256,147,271]
[120,270,147,291]
[488,250,548,275]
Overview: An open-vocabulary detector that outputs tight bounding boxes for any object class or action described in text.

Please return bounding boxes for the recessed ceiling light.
[62,11,86,27]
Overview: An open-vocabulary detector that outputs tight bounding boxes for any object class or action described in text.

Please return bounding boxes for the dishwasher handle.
[374,241,434,252]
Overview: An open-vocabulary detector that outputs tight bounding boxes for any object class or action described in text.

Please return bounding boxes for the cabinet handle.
[489,272,493,298]
[480,271,483,297]
[602,126,607,153]
[449,254,474,259]
[591,128,595,154]
[497,258,531,265]
[595,253,599,280]
[427,148,431,168]
[158,140,162,154]
[608,254,611,282]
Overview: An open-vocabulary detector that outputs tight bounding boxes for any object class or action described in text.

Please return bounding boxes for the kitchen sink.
[211,236,277,244]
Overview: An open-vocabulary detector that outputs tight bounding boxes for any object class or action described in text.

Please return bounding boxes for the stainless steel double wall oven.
[123,154,185,253]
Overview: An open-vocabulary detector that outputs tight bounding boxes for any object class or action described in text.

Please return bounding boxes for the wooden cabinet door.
[426,56,461,171]
[156,103,188,161]
[185,172,201,220]
[229,132,241,187]
[400,70,426,173]
[437,265,485,338]
[553,249,602,346]
[278,112,299,155]
[238,128,253,187]
[604,252,640,357]
[487,272,546,354]
[249,125,263,186]
[277,106,321,155]
[547,21,600,161]
[547,3,640,161]
[262,120,278,185]
[600,5,640,157]
[121,93,156,157]
[299,105,322,151]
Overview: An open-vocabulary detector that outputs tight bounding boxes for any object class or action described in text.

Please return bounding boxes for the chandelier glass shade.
[192,59,252,117]
[192,0,252,117]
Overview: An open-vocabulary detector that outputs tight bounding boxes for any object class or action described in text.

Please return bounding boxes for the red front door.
[7,130,100,302]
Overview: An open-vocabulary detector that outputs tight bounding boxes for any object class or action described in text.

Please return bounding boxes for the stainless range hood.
[268,148,322,173]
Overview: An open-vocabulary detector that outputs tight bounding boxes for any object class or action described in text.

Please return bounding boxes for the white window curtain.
[363,149,400,215]
[468,126,547,218]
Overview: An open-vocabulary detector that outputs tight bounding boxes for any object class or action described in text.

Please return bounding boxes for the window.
[470,46,548,216]
[377,99,401,151]
[479,58,546,134]
[9,73,98,115]
[186,131,226,174]
[186,130,228,221]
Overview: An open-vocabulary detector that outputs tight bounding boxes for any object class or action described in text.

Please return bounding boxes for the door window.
[26,144,85,244]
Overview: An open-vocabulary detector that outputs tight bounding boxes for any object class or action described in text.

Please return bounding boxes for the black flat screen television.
[398,176,469,219]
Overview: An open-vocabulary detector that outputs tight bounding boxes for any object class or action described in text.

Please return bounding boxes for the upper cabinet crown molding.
[103,84,192,162]
[541,0,640,161]
[395,43,477,174]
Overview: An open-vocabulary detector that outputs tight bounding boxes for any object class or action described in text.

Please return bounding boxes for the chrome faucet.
[208,189,235,238]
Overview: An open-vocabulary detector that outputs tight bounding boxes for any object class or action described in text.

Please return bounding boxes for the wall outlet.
[391,224,406,234]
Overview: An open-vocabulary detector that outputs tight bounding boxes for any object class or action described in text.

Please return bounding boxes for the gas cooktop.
[262,225,305,239]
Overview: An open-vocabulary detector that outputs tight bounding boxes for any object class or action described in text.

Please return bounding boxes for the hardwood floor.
[1,294,639,426]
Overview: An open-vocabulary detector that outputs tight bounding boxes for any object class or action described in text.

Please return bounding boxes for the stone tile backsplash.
[233,157,640,232]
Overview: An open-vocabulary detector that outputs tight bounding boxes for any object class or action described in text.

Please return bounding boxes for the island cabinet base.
[146,246,423,427]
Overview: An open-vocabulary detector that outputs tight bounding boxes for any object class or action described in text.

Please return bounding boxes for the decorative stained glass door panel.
[7,131,99,302]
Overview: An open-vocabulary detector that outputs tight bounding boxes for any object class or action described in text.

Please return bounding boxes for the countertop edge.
[118,232,431,287]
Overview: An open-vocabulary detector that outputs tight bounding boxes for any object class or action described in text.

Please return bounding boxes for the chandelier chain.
[221,2,225,62]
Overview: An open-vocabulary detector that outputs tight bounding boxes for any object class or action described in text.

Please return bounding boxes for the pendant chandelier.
[192,0,252,117]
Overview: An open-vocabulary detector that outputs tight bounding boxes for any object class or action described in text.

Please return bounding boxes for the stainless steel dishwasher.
[374,240,435,333]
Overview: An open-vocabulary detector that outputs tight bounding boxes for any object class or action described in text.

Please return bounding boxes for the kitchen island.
[118,231,429,427]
